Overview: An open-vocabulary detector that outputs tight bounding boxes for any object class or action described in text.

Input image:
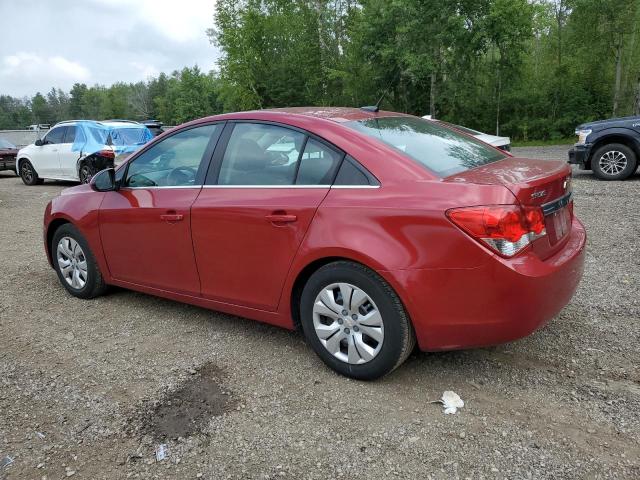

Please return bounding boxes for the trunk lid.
[446,158,573,259]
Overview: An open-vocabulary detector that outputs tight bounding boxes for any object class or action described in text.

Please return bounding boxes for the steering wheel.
[166,166,197,186]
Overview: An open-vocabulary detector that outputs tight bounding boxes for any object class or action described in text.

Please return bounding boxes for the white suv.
[17,120,152,185]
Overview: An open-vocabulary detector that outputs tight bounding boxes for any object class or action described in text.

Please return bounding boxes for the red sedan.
[43,108,586,379]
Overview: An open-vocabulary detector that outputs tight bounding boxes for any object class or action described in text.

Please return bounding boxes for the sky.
[0,0,219,98]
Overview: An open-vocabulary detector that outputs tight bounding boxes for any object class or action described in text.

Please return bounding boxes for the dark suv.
[569,116,640,180]
[0,138,18,174]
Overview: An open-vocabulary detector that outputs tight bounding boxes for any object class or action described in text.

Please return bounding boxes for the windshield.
[0,138,16,149]
[346,116,506,176]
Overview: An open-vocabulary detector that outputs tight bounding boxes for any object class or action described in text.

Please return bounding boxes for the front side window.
[125,124,220,187]
[346,116,506,177]
[218,123,306,185]
[43,127,66,145]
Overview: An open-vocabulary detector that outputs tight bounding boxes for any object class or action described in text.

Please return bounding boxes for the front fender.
[44,186,110,279]
[589,127,640,153]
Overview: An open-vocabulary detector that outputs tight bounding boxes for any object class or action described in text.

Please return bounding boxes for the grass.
[511,138,575,147]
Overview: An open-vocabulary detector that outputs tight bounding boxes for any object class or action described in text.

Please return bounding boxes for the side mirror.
[90,168,116,192]
[35,139,44,147]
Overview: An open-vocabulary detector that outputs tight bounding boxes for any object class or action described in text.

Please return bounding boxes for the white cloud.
[1,53,91,92]
[91,0,214,42]
[0,0,219,97]
[129,61,161,80]
[49,57,91,81]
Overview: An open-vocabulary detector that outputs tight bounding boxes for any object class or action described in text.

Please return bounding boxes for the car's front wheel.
[300,261,415,380]
[591,143,637,180]
[19,160,44,185]
[52,224,108,299]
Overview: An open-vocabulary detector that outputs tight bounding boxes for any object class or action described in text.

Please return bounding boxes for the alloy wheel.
[312,282,384,364]
[598,150,628,176]
[56,236,88,290]
[21,162,33,183]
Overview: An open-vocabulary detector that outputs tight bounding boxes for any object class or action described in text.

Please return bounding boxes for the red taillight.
[98,149,115,159]
[447,205,546,257]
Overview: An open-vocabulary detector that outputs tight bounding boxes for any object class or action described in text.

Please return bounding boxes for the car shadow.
[98,286,540,388]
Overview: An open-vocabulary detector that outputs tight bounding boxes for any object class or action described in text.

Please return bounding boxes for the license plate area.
[546,205,571,244]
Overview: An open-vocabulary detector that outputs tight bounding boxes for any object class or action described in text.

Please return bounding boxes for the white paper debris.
[155,444,168,462]
[441,391,464,414]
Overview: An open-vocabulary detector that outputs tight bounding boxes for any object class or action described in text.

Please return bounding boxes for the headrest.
[232,138,267,171]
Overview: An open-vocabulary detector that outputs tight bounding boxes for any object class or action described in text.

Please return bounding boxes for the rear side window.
[218,123,306,186]
[334,156,378,186]
[296,139,343,185]
[43,127,66,145]
[346,116,506,177]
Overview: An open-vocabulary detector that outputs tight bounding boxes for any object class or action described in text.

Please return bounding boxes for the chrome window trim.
[202,185,331,189]
[199,184,381,189]
[119,185,202,190]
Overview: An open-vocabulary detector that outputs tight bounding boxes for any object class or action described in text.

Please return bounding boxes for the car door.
[58,125,80,179]
[99,123,223,294]
[34,126,66,177]
[191,122,344,311]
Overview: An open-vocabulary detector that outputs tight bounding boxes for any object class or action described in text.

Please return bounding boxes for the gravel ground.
[1,146,639,479]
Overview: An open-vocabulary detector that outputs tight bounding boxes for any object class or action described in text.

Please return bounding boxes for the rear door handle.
[160,213,184,222]
[265,214,297,224]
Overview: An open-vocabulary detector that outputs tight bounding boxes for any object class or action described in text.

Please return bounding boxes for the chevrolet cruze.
[43,108,586,379]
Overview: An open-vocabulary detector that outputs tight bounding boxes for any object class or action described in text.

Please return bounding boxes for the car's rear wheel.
[19,160,44,185]
[79,163,93,184]
[300,261,415,380]
[591,143,637,180]
[52,224,108,299]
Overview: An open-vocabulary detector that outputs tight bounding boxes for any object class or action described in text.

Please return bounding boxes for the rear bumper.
[87,155,114,172]
[568,144,591,168]
[388,218,586,351]
[0,157,17,171]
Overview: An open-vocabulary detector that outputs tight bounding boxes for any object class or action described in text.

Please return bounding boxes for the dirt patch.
[145,363,236,440]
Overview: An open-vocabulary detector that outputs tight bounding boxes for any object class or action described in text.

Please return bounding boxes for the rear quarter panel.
[281,180,518,334]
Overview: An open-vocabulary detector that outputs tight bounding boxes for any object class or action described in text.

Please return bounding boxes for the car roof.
[52,119,146,129]
[192,107,411,125]
[261,107,410,123]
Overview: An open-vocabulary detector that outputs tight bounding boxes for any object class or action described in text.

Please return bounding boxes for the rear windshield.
[346,116,506,176]
[111,128,150,146]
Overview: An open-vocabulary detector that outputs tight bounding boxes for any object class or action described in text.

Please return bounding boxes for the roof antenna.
[361,72,399,113]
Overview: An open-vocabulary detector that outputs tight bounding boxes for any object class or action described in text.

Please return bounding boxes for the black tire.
[591,143,637,180]
[79,163,93,184]
[51,223,108,299]
[300,261,415,380]
[19,159,44,185]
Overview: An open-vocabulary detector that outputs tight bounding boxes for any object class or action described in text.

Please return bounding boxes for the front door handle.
[265,213,297,224]
[160,213,184,222]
